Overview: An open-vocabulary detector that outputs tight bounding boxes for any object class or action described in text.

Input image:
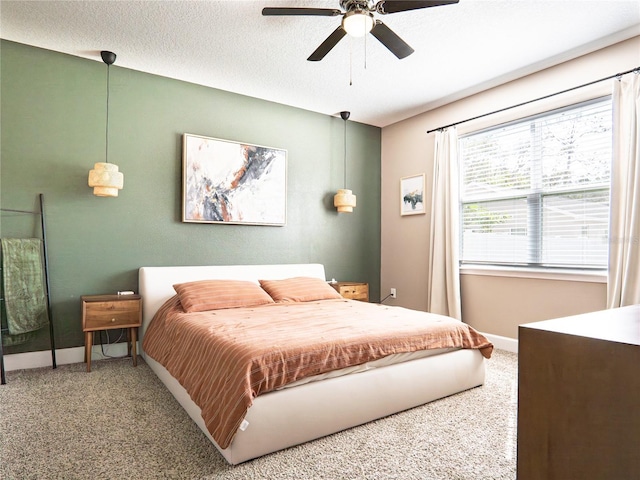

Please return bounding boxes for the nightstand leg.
[130,327,138,367]
[85,331,92,372]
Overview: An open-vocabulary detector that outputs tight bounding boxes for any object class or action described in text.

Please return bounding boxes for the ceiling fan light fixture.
[342,11,374,37]
[265,0,459,61]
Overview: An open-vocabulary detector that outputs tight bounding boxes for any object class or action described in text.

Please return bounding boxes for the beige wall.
[460,274,606,338]
[381,36,640,339]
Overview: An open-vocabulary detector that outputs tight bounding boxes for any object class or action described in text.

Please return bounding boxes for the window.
[459,98,612,269]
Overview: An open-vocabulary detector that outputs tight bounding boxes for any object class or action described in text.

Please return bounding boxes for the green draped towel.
[1,238,49,344]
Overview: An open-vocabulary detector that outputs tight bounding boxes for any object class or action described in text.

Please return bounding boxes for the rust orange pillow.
[259,277,342,303]
[173,279,274,312]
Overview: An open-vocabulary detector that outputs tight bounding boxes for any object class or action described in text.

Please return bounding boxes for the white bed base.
[138,264,486,465]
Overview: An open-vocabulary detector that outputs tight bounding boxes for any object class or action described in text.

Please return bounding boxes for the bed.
[138,263,492,465]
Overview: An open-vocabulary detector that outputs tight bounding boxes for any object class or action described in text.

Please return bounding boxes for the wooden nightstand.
[81,294,142,372]
[330,282,369,302]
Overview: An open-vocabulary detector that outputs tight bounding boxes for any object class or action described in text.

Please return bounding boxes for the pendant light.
[88,51,124,197]
[334,111,357,213]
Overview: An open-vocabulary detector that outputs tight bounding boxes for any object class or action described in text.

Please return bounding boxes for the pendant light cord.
[340,111,350,189]
[105,63,110,164]
[343,117,347,188]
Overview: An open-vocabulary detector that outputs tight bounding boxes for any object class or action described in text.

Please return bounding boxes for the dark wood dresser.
[517,305,640,480]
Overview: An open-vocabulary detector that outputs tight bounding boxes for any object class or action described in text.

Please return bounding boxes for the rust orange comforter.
[142,297,493,449]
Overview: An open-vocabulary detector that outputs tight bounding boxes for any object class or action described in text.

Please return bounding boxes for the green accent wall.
[0,41,381,353]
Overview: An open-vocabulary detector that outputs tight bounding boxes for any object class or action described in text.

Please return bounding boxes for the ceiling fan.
[262,0,459,61]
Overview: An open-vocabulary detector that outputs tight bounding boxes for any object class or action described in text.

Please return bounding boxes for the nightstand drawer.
[84,301,140,329]
[81,296,142,331]
[331,282,369,302]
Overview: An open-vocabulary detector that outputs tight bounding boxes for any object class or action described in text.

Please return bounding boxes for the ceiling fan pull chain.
[364,29,367,70]
[351,38,354,86]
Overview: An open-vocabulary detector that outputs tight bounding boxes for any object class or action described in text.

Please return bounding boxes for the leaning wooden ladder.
[0,193,57,384]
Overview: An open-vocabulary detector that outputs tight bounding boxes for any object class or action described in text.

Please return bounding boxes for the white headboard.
[138,263,326,347]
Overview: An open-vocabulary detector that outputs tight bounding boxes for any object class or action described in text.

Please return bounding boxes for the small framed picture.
[400,173,426,216]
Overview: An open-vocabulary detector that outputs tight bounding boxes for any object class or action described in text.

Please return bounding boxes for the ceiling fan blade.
[307,26,347,61]
[377,0,459,14]
[262,7,342,16]
[370,21,414,59]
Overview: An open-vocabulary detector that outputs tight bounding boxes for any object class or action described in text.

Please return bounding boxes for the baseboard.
[2,342,136,372]
[484,333,518,353]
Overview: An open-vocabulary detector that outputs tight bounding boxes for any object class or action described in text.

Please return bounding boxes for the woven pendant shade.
[334,188,356,213]
[88,162,124,197]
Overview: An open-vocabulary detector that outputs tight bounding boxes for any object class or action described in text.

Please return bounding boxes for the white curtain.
[608,72,640,308]
[427,127,462,320]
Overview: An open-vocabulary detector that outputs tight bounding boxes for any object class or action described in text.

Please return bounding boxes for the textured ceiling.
[1,0,639,127]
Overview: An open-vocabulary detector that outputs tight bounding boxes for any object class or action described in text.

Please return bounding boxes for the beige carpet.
[0,350,517,480]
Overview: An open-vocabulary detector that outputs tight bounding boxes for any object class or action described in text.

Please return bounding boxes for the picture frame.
[182,133,287,226]
[400,173,426,216]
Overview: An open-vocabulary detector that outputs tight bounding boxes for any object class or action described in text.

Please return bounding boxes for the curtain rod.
[426,66,640,134]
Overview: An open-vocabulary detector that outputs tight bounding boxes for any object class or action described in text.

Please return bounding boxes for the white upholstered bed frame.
[138,263,486,465]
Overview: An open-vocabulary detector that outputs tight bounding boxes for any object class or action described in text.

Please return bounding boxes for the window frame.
[458,96,612,273]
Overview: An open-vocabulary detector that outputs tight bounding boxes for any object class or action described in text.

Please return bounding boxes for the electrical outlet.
[390,288,397,299]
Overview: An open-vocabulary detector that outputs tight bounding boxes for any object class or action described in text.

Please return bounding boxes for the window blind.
[459,97,612,269]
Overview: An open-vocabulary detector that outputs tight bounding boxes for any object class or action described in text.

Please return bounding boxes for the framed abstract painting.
[182,134,287,225]
[400,173,426,216]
